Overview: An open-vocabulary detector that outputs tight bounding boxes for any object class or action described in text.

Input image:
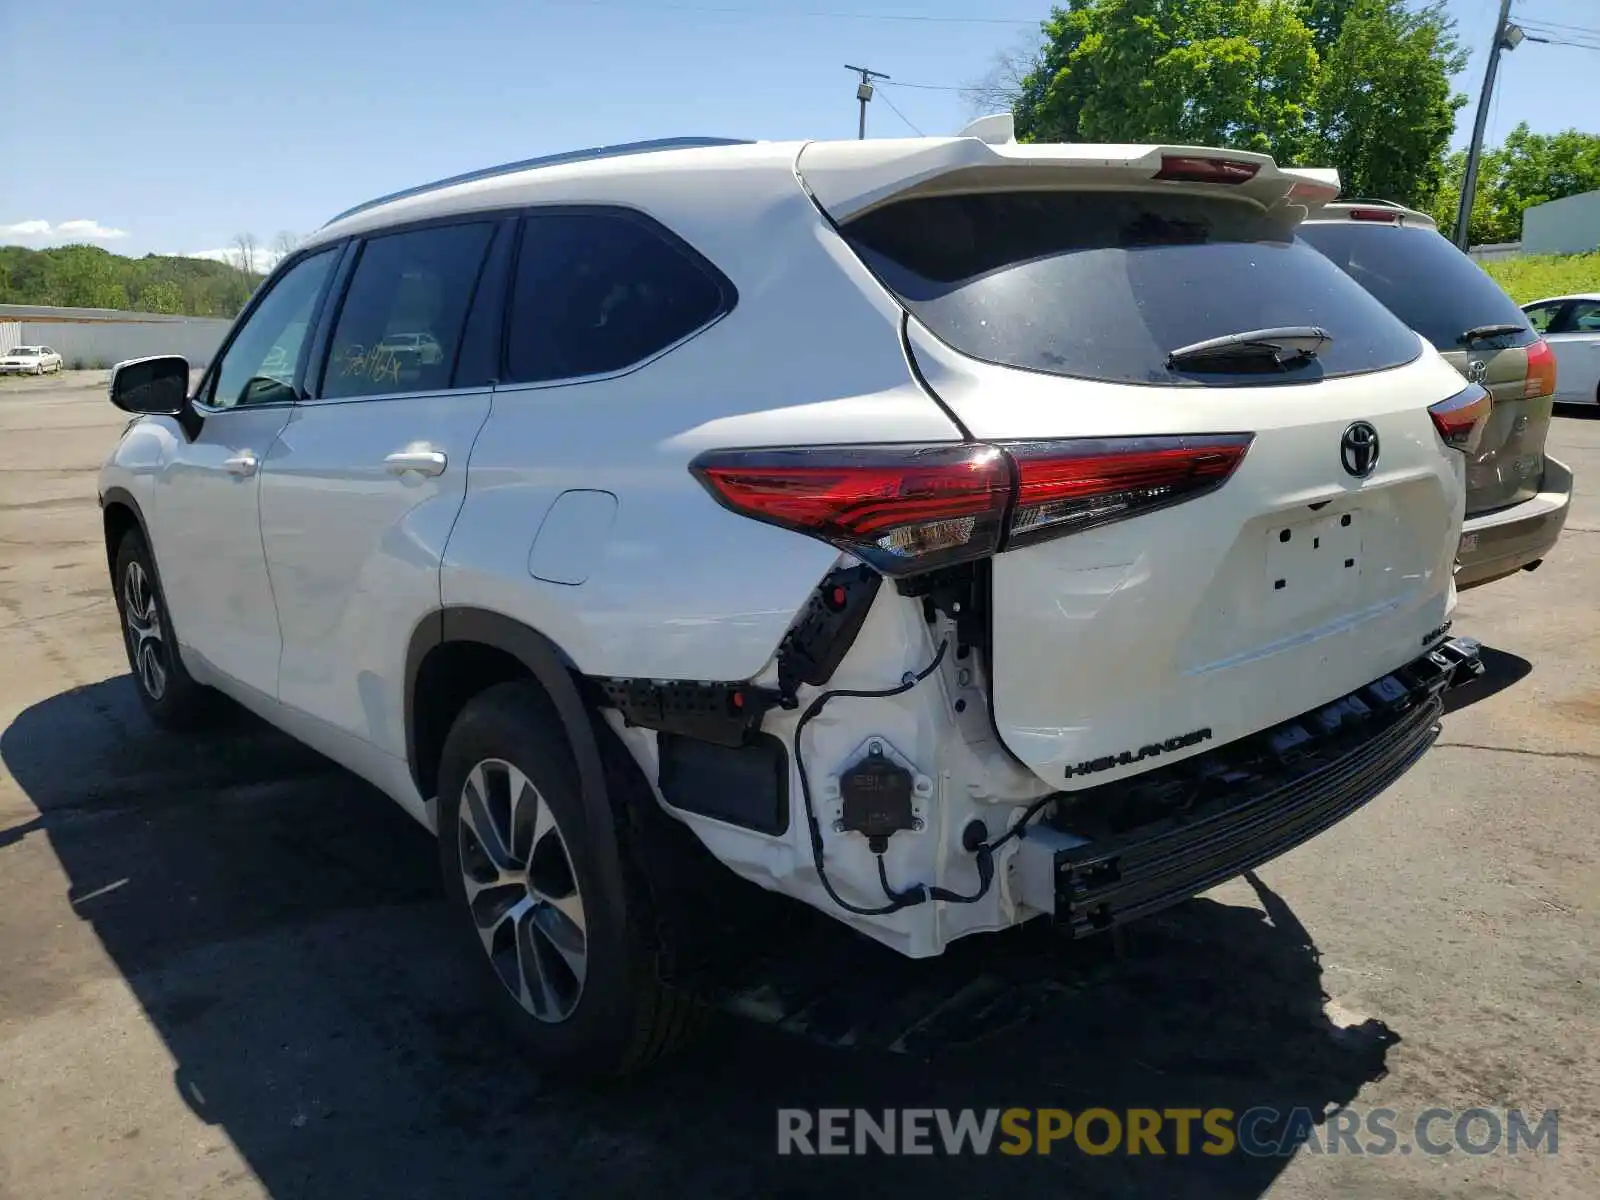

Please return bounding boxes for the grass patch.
[1483,252,1600,304]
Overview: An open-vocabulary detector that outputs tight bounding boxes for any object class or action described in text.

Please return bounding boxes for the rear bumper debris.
[1016,636,1484,937]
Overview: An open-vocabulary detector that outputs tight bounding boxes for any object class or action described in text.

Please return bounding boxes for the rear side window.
[844,190,1423,387]
[321,221,495,400]
[504,208,732,384]
[1299,221,1536,351]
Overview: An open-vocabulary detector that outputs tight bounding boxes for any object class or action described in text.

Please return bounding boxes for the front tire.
[437,683,703,1078]
[113,528,208,728]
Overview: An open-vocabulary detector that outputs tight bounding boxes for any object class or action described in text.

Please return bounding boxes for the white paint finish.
[144,405,294,694]
[259,390,492,757]
[1544,331,1600,404]
[527,490,618,586]
[796,138,1330,223]
[910,325,1468,787]
[443,183,960,682]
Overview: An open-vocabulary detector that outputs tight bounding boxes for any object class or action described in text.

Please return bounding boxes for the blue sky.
[1,0,1595,265]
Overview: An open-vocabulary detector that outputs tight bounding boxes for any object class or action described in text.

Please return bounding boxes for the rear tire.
[437,682,704,1079]
[113,528,209,729]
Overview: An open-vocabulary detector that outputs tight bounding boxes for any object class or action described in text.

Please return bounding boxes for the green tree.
[1016,0,1320,164]
[1430,123,1600,245]
[0,243,263,317]
[134,279,186,314]
[1011,0,1466,208]
[42,245,130,310]
[1307,0,1465,205]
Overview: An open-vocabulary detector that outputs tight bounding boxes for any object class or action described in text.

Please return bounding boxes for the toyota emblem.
[1341,421,1380,478]
[1466,359,1488,384]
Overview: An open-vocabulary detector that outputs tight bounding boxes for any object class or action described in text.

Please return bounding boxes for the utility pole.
[845,64,890,140]
[1454,0,1526,250]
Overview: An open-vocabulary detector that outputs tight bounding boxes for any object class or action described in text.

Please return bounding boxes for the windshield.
[843,189,1421,387]
[10,348,41,356]
[1298,220,1536,350]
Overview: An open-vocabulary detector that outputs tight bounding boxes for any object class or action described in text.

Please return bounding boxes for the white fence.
[1468,242,1523,263]
[0,305,232,369]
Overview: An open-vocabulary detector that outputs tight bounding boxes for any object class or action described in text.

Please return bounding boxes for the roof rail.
[321,136,755,228]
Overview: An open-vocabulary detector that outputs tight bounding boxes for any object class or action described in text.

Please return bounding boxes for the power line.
[879,80,968,91]
[1516,15,1600,37]
[875,88,924,136]
[1521,29,1600,51]
[546,0,1039,24]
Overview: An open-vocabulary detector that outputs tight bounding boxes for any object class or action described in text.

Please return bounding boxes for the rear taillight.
[1005,436,1255,547]
[689,444,1010,574]
[1428,383,1492,451]
[690,435,1254,576]
[1524,338,1557,399]
[1153,155,1261,185]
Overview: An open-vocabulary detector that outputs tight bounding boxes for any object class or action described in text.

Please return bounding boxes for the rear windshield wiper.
[1458,323,1524,345]
[1167,326,1331,371]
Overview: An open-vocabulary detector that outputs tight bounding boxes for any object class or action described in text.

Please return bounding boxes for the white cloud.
[1,217,128,241]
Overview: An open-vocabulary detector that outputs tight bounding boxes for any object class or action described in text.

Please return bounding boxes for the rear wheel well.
[411,640,547,802]
[103,500,141,580]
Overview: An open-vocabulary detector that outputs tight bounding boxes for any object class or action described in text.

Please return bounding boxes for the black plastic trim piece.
[776,563,882,697]
[658,732,790,835]
[404,609,610,853]
[1044,637,1483,937]
[592,677,784,749]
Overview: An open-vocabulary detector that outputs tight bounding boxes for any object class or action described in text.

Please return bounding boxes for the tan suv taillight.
[1525,338,1557,399]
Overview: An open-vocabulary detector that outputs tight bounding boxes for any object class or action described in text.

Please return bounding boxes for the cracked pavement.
[1,373,1597,1199]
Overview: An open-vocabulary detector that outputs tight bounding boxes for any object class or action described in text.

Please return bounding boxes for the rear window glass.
[843,190,1423,387]
[1299,221,1535,351]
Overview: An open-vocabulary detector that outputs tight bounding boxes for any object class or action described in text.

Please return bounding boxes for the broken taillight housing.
[1428,383,1492,451]
[690,435,1254,576]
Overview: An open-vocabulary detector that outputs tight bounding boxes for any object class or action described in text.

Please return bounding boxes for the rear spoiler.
[796,139,1343,223]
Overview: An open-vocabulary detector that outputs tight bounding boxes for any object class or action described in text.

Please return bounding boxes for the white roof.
[309,135,1342,247]
[1524,293,1600,306]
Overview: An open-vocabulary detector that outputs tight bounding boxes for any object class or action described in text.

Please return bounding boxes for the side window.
[320,222,494,400]
[504,209,731,384]
[1523,303,1563,334]
[205,248,338,410]
[1563,301,1600,333]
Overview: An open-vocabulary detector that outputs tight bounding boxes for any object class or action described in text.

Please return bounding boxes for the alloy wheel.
[457,758,588,1023]
[122,559,168,701]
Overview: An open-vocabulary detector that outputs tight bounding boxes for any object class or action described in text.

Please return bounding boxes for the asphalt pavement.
[1,371,1596,1199]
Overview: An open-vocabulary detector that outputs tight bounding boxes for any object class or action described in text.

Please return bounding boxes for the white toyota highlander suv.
[99,127,1487,1078]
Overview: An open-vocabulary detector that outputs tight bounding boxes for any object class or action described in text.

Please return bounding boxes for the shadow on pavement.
[1442,644,1533,715]
[3,676,1402,1200]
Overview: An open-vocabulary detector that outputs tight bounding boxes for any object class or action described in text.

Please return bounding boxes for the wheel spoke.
[481,891,534,961]
[456,755,589,1025]
[529,900,587,988]
[460,765,515,870]
[507,766,546,864]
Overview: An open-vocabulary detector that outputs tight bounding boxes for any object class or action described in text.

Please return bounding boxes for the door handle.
[384,448,447,478]
[223,452,259,478]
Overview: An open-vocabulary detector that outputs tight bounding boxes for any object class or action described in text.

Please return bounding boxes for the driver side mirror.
[109,355,190,416]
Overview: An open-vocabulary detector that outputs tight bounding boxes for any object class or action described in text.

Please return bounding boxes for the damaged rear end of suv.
[600,136,1487,972]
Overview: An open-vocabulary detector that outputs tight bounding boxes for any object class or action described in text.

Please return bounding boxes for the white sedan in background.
[0,345,64,375]
[1523,294,1600,405]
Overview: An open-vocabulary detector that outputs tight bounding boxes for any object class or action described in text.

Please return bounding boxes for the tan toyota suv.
[1301,200,1570,589]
